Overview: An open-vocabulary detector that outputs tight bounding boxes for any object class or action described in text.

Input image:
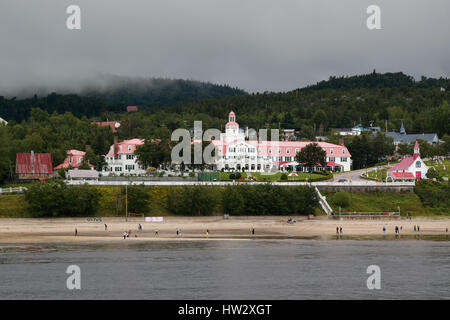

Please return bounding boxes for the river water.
[0,238,449,299]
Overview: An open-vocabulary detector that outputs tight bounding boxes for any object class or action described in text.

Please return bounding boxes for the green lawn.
[324,191,439,216]
[220,172,247,181]
[425,160,450,178]
[251,172,329,182]
[365,169,387,180]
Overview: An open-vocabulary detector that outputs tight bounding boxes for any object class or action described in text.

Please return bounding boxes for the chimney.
[339,138,344,146]
[114,135,119,159]
[30,150,35,174]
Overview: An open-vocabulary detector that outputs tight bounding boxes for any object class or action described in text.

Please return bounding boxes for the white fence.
[66,180,415,187]
[0,187,27,194]
[315,187,333,216]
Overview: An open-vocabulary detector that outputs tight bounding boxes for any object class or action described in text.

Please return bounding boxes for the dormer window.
[342,149,345,154]
[128,145,132,151]
[330,149,334,155]
[286,148,290,154]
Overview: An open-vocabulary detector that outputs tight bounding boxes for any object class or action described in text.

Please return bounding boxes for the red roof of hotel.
[212,140,351,158]
[16,153,53,175]
[391,172,415,179]
[127,106,138,111]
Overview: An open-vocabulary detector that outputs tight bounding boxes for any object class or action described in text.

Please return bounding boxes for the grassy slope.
[1,185,447,218]
[324,191,436,216]
[0,194,29,217]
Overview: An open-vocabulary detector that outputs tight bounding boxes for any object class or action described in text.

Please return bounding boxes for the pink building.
[54,150,94,170]
[211,111,352,172]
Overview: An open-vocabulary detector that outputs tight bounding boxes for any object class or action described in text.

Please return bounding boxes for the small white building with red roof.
[102,138,146,175]
[387,141,429,180]
[211,111,352,172]
[54,150,94,170]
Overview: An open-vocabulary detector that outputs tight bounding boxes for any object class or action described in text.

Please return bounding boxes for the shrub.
[426,167,439,180]
[167,186,218,215]
[124,185,151,214]
[332,191,352,208]
[24,181,101,217]
[222,184,318,215]
[280,173,288,181]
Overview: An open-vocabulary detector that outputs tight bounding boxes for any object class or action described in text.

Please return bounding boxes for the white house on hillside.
[102,138,146,175]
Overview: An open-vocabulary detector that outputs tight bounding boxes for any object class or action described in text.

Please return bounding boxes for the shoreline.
[0,216,449,244]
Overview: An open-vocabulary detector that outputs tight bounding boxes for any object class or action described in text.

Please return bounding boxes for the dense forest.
[0,77,245,122]
[1,72,449,183]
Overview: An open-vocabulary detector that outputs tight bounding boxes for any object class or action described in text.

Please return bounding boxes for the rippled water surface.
[0,239,449,299]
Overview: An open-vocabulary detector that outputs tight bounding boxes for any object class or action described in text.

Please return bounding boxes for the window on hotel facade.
[416,161,421,168]
[341,157,347,162]
[128,146,132,151]
[330,149,334,154]
[342,149,345,154]
[329,157,335,162]
[286,148,290,154]
[278,148,281,154]
[269,148,272,154]
[295,148,299,154]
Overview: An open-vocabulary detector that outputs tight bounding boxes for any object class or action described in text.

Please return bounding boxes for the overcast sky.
[1,0,449,95]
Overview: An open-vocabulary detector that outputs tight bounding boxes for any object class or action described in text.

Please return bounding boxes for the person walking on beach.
[339,227,343,234]
[155,229,159,236]
[417,225,420,232]
[75,228,78,236]
[383,227,386,233]
[206,229,209,237]
[138,224,142,231]
[336,227,339,234]
[414,225,416,232]
[176,228,179,236]
[252,228,255,235]
[104,224,107,231]
[123,232,127,239]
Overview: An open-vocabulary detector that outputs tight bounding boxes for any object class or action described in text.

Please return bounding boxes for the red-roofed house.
[387,141,429,180]
[126,106,138,112]
[102,138,146,175]
[16,151,53,180]
[54,150,94,170]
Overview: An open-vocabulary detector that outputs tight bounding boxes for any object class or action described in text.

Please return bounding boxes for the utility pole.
[125,184,128,222]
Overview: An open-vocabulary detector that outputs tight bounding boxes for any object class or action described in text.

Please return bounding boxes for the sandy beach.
[0,216,449,244]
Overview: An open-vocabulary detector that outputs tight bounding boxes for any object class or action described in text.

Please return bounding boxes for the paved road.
[332,165,391,182]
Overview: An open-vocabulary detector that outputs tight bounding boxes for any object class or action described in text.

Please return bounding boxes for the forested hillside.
[0,77,246,122]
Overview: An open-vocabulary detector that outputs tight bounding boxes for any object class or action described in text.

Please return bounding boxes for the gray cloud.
[0,0,449,95]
